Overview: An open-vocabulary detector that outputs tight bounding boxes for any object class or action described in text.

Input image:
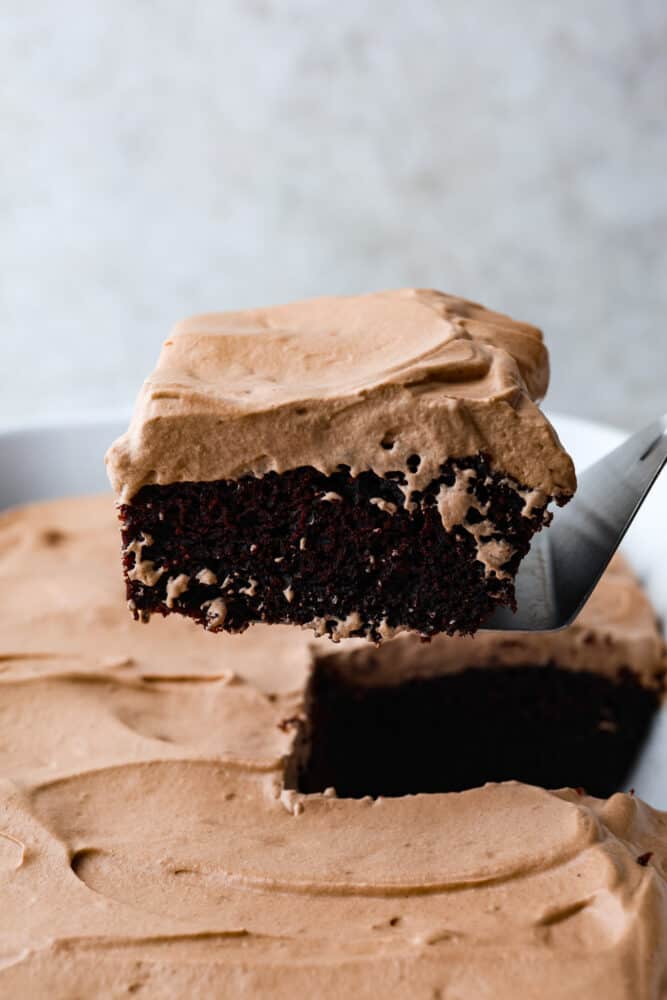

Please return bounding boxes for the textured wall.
[2,0,665,429]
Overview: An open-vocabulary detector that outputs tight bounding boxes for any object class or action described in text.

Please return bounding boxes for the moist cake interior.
[120,455,552,641]
[291,662,660,800]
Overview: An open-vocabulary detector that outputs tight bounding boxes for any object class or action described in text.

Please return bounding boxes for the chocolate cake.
[0,494,665,999]
[295,556,666,799]
[106,289,576,640]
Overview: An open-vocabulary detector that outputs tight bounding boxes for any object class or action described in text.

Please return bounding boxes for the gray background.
[2,0,665,430]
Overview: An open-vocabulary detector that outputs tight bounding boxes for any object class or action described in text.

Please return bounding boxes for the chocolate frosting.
[0,495,665,998]
[106,289,576,504]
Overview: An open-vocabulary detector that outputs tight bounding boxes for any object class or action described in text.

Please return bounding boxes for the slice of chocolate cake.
[106,289,576,640]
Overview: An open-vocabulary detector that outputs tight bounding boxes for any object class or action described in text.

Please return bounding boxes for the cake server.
[483,413,667,631]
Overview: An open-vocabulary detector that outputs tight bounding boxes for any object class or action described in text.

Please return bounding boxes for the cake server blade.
[482,412,667,632]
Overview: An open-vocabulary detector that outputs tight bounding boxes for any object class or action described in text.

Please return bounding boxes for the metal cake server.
[482,413,667,632]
